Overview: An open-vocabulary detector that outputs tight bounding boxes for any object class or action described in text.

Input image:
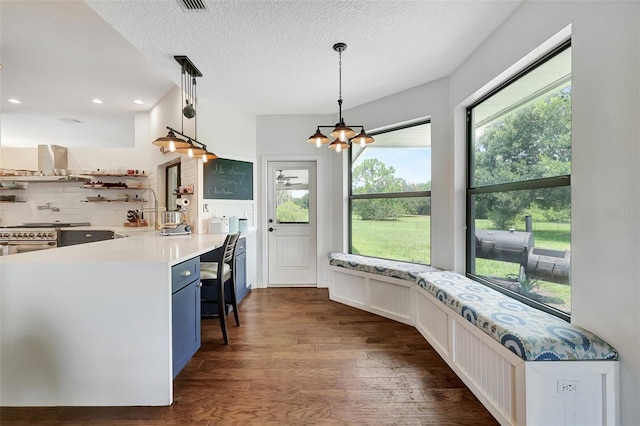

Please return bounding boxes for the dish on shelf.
[125,180,143,188]
[86,195,104,201]
[84,182,104,188]
[0,182,19,189]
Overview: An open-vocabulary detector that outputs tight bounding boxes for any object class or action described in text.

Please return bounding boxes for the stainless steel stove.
[0,228,58,256]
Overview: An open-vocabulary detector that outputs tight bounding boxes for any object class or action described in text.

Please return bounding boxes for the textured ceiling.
[0,0,522,147]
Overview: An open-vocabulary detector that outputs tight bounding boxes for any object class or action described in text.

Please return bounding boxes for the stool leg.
[228,278,240,326]
[217,280,228,345]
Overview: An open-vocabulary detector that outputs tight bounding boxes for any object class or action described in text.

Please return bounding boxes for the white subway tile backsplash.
[0,179,152,227]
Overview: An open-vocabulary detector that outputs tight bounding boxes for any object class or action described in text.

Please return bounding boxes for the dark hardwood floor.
[1,288,498,425]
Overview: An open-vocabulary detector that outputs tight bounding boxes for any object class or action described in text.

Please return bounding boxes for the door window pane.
[275,169,309,224]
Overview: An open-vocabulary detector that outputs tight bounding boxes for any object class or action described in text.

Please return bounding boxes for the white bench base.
[329,266,414,325]
[329,265,619,426]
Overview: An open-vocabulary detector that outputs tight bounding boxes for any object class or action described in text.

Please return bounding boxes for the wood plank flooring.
[0,288,499,425]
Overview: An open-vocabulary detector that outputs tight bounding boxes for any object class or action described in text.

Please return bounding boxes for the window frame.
[348,119,432,264]
[165,162,181,211]
[465,39,572,322]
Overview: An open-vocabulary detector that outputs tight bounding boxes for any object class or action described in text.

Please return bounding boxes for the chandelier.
[152,56,218,162]
[307,43,374,153]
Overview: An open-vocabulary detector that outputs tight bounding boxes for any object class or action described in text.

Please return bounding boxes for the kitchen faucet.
[141,187,159,230]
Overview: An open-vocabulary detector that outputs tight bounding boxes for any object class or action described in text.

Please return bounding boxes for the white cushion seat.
[200,262,231,280]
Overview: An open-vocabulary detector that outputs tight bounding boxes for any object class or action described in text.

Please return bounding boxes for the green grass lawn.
[352,215,431,264]
[352,215,572,313]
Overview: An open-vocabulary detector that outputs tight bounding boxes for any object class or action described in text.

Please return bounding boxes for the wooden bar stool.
[200,232,240,344]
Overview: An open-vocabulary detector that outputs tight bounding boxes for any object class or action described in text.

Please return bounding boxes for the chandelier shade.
[175,142,207,157]
[202,152,219,162]
[152,129,191,151]
[307,43,374,153]
[351,129,375,146]
[330,122,356,141]
[328,138,349,153]
[307,128,330,147]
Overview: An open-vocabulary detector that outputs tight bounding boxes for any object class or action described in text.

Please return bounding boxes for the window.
[275,168,309,224]
[467,41,571,319]
[349,121,431,264]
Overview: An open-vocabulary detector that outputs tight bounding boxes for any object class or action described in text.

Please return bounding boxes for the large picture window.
[467,41,571,319]
[349,121,431,264]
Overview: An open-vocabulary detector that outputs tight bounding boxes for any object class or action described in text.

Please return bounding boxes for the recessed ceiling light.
[92,99,103,104]
[8,98,21,104]
[134,99,144,105]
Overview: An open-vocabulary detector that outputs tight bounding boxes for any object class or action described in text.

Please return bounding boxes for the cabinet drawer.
[172,257,200,293]
[236,237,246,253]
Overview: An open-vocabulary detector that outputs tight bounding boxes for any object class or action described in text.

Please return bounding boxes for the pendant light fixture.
[307,43,374,152]
[152,56,218,162]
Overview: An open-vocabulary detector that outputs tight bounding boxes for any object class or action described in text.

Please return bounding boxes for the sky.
[355,147,432,184]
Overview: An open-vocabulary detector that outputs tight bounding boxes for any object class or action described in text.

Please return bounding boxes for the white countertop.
[0,228,257,265]
[0,231,228,266]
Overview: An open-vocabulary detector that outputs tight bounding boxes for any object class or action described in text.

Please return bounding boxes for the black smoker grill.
[475,227,570,284]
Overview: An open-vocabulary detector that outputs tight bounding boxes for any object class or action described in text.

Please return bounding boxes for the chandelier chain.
[338,48,342,102]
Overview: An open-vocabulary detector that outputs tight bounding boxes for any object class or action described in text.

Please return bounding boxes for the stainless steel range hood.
[38,145,68,173]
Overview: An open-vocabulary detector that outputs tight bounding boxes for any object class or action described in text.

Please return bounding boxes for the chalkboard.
[203,158,253,200]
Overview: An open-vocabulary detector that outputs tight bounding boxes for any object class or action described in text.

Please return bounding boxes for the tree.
[352,159,403,220]
[276,200,308,223]
[398,181,431,216]
[473,89,571,228]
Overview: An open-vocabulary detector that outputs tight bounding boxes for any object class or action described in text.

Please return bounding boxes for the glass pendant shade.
[307,129,330,148]
[152,129,190,149]
[330,122,356,141]
[352,129,375,147]
[328,138,349,153]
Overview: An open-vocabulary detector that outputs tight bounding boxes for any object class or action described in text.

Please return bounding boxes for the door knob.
[268,227,275,232]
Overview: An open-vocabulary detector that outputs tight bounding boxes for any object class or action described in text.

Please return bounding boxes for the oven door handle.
[6,241,57,247]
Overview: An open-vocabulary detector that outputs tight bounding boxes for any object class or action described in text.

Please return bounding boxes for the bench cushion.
[416,271,618,361]
[328,251,440,283]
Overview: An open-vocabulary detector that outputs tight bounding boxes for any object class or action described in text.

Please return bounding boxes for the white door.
[267,161,317,286]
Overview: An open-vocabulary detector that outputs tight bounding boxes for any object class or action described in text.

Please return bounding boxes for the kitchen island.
[0,231,227,407]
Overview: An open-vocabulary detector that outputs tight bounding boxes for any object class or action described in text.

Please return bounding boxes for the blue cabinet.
[171,257,201,378]
[234,237,249,302]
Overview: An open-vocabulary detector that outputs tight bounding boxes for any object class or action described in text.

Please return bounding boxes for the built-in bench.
[328,251,439,282]
[416,270,618,361]
[328,251,440,324]
[328,252,619,425]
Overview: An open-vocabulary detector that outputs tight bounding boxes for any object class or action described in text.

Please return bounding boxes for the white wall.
[255,114,335,288]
